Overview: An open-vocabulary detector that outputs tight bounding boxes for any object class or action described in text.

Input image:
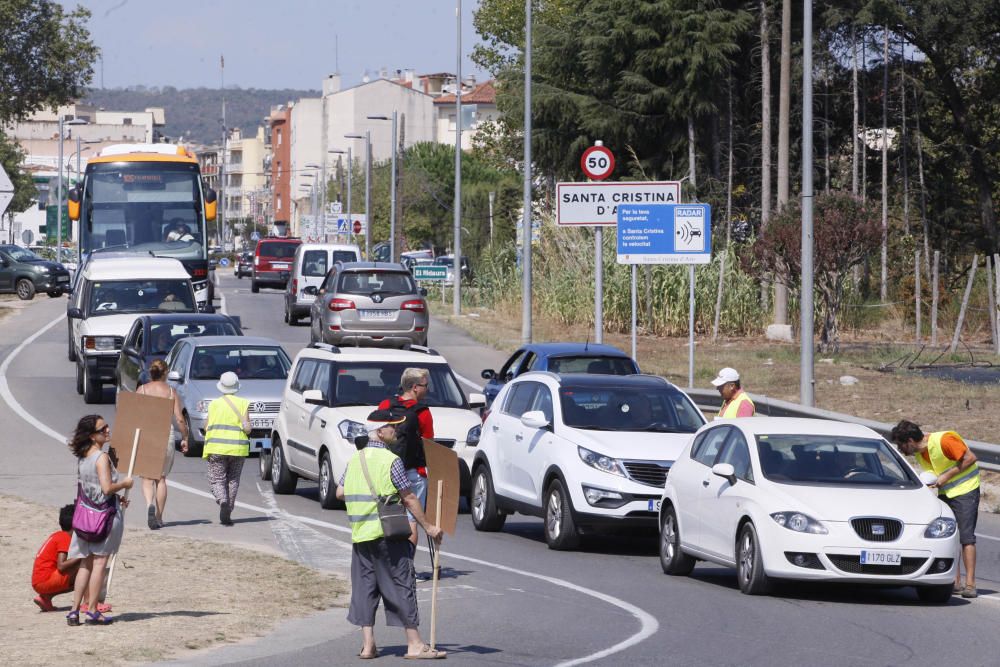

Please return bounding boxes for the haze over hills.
[82,86,320,145]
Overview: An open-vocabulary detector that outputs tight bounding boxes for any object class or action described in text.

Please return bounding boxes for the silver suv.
[308,262,428,348]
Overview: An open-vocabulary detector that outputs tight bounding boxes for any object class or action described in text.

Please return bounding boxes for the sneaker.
[220,504,233,526]
[954,582,964,593]
[33,595,55,612]
[147,505,159,530]
[961,585,978,599]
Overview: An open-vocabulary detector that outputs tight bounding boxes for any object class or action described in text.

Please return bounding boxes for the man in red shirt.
[32,505,81,611]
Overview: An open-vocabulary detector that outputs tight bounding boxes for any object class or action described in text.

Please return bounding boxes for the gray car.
[164,335,292,457]
[308,262,429,348]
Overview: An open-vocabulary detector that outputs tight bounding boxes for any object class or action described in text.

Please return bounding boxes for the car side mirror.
[68,187,81,221]
[712,462,737,485]
[520,410,549,430]
[303,286,318,296]
[67,307,83,319]
[468,392,486,408]
[918,471,938,487]
[167,370,182,383]
[303,388,326,406]
[204,188,218,221]
[481,369,496,380]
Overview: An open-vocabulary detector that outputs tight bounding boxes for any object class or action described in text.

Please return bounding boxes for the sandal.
[34,594,55,612]
[66,610,81,626]
[405,644,446,660]
[80,602,112,614]
[84,610,113,625]
[359,646,379,659]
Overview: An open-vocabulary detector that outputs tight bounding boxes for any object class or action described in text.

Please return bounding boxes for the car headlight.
[36,265,50,273]
[770,511,828,534]
[83,335,118,351]
[924,517,957,539]
[338,419,367,441]
[578,446,624,477]
[195,399,212,414]
[466,423,481,447]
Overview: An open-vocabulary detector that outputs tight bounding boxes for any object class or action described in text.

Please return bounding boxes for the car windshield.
[190,346,291,380]
[331,362,466,408]
[756,434,920,487]
[336,270,415,296]
[547,355,637,375]
[258,241,298,259]
[559,385,704,433]
[149,321,240,355]
[4,246,41,261]
[433,257,453,267]
[88,279,195,315]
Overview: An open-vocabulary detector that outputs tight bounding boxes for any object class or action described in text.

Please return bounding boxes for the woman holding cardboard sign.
[136,359,189,529]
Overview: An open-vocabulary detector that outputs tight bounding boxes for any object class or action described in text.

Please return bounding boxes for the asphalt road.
[4,272,1000,667]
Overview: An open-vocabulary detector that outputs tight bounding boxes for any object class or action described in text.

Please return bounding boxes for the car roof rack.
[310,342,342,353]
[406,344,440,356]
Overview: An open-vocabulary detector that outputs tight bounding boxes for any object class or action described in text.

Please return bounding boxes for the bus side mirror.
[204,188,217,222]
[67,188,81,221]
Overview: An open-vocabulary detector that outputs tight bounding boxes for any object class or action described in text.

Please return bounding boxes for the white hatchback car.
[658,417,959,602]
[265,344,486,509]
[471,372,705,550]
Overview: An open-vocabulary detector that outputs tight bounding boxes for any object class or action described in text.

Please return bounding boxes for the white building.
[433,79,499,150]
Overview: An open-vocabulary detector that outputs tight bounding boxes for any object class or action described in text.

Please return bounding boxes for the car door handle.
[702,479,711,487]
[491,425,499,432]
[515,434,523,442]
[320,419,327,429]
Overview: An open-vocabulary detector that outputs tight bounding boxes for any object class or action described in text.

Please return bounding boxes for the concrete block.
[765,324,794,342]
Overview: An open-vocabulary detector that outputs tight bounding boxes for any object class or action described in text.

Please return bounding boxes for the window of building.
[123,117,132,125]
[277,129,282,146]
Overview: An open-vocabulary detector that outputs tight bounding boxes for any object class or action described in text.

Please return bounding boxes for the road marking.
[452,371,484,392]
[977,532,1000,543]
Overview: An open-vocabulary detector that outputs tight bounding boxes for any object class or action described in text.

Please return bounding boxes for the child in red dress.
[32,505,81,611]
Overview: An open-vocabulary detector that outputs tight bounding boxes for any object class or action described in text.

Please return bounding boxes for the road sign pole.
[688,264,696,389]
[630,264,637,361]
[800,0,815,406]
[595,227,603,344]
[521,0,533,345]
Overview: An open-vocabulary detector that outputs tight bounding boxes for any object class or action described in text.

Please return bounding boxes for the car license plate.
[860,550,901,566]
[57,276,69,282]
[250,418,274,429]
[271,263,290,270]
[251,436,271,451]
[647,499,661,512]
[359,309,396,321]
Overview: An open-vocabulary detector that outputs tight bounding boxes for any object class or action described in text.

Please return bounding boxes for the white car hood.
[763,482,949,523]
[335,405,480,441]
[78,313,142,337]
[564,427,693,464]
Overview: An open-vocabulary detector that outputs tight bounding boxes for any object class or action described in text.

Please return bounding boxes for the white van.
[283,242,361,324]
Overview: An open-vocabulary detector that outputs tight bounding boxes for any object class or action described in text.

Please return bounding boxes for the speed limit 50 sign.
[581,145,615,181]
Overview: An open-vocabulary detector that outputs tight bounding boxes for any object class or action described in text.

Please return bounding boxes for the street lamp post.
[329,148,352,241]
[453,0,463,315]
[368,113,398,262]
[56,116,87,247]
[345,132,372,257]
[522,0,533,344]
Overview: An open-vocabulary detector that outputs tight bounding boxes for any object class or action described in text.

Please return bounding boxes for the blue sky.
[66,0,488,90]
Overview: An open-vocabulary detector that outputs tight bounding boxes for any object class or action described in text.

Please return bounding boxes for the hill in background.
[82,86,320,145]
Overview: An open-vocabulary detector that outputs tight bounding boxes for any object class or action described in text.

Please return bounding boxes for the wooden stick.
[930,250,939,346]
[987,255,997,353]
[914,250,921,343]
[949,255,977,354]
[429,479,443,650]
[106,428,140,598]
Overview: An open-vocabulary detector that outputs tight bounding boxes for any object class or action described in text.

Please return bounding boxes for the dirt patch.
[0,494,348,667]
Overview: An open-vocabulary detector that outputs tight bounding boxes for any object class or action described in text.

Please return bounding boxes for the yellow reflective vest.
[917,431,980,499]
[343,447,401,544]
[718,390,755,419]
[203,395,250,458]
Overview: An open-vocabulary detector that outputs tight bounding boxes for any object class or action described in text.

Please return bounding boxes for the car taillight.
[192,268,207,277]
[329,298,356,311]
[481,408,491,423]
[292,278,298,293]
[254,256,260,266]
[401,299,426,313]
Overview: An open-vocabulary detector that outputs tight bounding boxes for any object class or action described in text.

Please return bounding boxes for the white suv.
[265,344,487,509]
[470,372,705,549]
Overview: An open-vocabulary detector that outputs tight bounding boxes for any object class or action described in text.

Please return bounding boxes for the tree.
[751,192,880,352]
[0,133,37,240]
[0,0,99,124]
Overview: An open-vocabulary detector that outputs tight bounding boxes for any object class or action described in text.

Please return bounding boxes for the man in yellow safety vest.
[712,367,755,418]
[891,419,980,598]
[203,371,251,526]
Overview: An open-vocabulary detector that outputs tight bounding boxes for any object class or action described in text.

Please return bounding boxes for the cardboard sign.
[423,438,460,535]
[112,392,175,480]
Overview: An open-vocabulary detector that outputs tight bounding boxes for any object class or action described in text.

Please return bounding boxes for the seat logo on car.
[372,294,383,303]
[871,524,885,536]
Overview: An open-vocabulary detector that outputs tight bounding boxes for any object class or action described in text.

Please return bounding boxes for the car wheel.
[182,415,202,457]
[82,366,102,404]
[737,522,771,595]
[68,325,77,362]
[916,584,953,604]
[259,448,272,480]
[270,437,298,494]
[16,278,35,300]
[288,309,300,326]
[75,360,84,395]
[318,452,343,509]
[308,322,318,345]
[660,505,696,575]
[251,280,260,294]
[470,465,506,531]
[544,478,580,550]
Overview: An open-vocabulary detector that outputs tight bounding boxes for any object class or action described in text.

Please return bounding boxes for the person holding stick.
[336,409,445,660]
[66,415,132,626]
[136,359,189,529]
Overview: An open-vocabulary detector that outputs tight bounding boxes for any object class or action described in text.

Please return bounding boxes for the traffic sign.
[337,217,350,234]
[413,265,447,281]
[0,164,14,217]
[218,257,230,267]
[250,231,261,242]
[557,181,681,226]
[21,229,34,245]
[581,145,615,181]
[616,204,712,264]
[353,219,362,234]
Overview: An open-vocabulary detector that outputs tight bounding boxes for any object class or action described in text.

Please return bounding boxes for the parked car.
[68,255,196,403]
[251,237,301,292]
[432,254,471,284]
[284,242,361,325]
[481,343,640,407]
[657,417,959,603]
[115,313,243,393]
[265,343,486,509]
[234,251,253,279]
[308,262,429,348]
[471,372,705,549]
[165,335,292,456]
[0,244,72,300]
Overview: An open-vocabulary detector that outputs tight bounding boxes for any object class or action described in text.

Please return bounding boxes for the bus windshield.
[81,161,206,261]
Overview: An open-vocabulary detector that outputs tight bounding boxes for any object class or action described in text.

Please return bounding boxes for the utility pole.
[453,0,463,315]
[801,0,815,406]
[521,0,533,344]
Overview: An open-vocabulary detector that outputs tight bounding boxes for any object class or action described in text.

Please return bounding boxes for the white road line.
[976,532,1000,543]
[1,311,658,667]
[453,371,484,392]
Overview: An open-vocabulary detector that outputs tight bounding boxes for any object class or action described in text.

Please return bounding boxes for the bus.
[67,143,217,307]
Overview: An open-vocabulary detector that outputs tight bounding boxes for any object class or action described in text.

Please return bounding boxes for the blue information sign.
[616,204,712,265]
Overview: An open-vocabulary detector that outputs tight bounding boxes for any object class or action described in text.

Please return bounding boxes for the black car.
[0,244,72,300]
[234,251,253,279]
[115,313,243,393]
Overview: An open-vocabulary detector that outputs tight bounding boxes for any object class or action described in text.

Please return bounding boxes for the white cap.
[711,367,740,387]
[217,371,240,394]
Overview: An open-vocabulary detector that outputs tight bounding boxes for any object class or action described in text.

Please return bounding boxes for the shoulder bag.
[72,457,117,542]
[358,450,411,540]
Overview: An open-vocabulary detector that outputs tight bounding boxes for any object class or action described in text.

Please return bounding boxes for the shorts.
[405,468,427,522]
[33,570,73,596]
[943,487,980,545]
